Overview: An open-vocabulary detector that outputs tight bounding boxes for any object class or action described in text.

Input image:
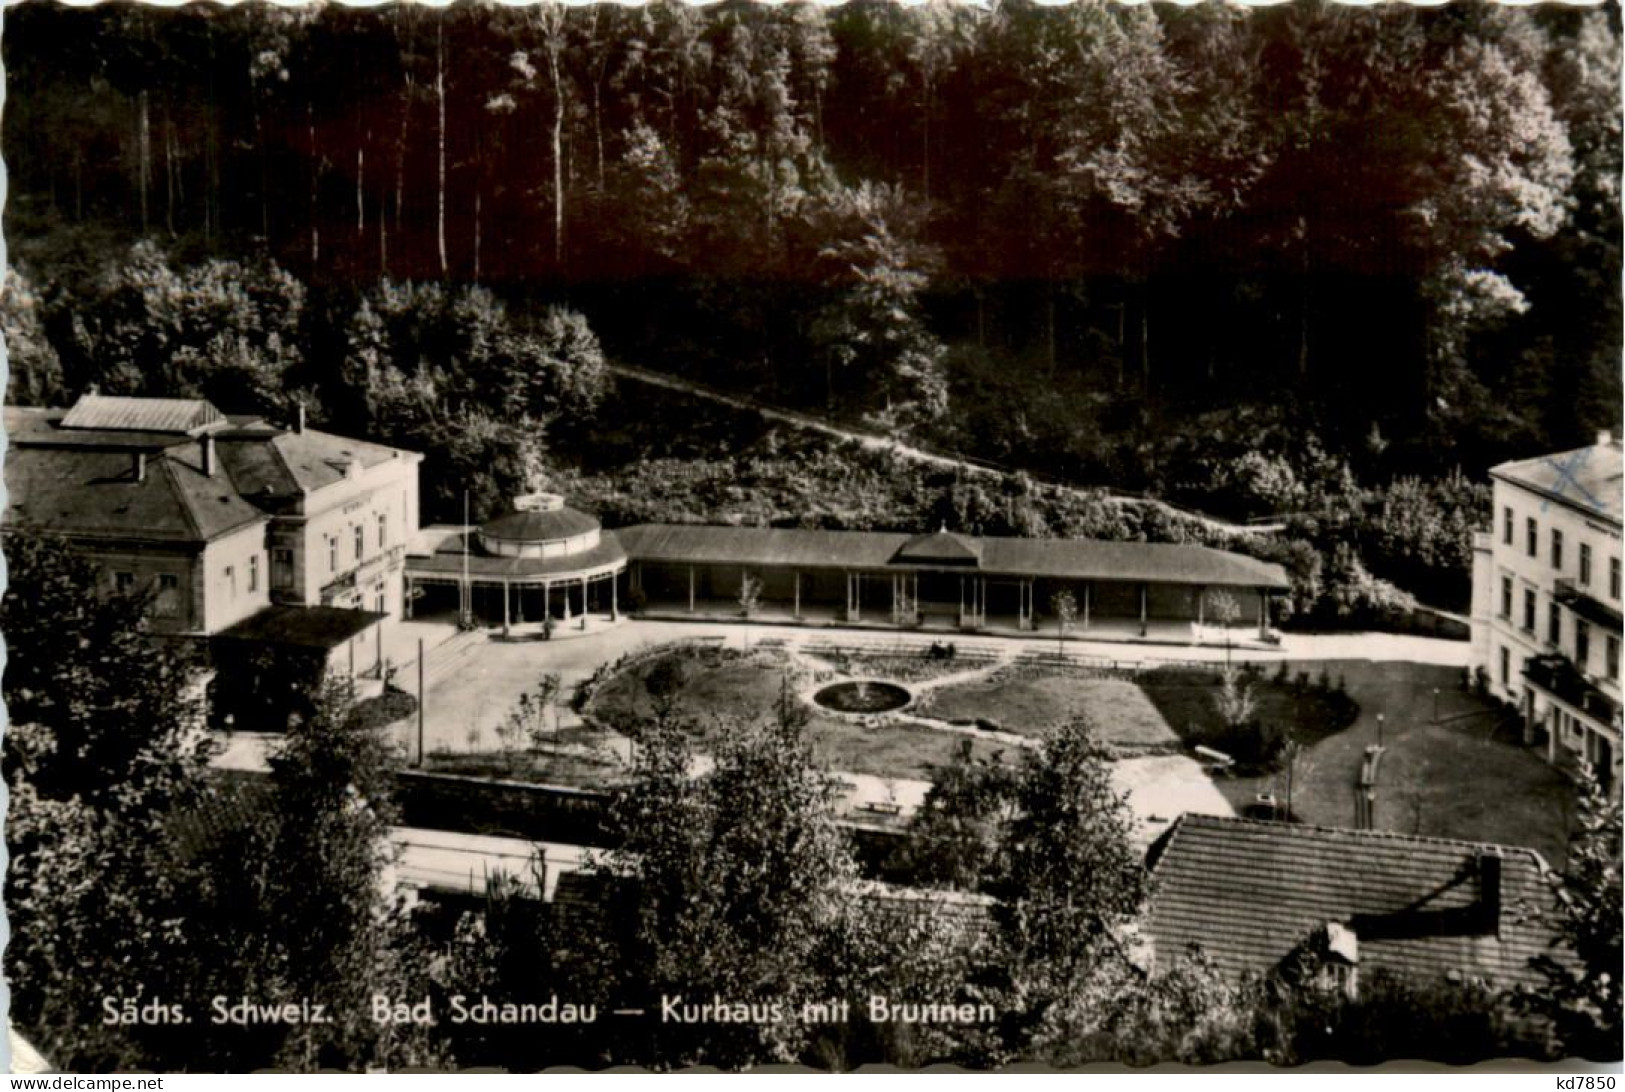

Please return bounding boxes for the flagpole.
[462,490,471,625]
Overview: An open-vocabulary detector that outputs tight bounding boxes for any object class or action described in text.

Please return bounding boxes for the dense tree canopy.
[3,0,1616,472]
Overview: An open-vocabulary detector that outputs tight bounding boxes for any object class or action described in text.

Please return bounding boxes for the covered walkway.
[619,523,1289,644]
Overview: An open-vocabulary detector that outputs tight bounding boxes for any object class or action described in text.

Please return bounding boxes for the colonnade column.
[1082,582,1090,630]
[1258,591,1269,639]
[688,566,696,613]
[405,575,414,619]
[794,572,801,618]
[1139,583,1148,637]
[502,578,511,636]
[611,572,618,621]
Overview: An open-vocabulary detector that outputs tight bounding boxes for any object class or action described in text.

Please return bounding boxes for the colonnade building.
[406,498,1290,644]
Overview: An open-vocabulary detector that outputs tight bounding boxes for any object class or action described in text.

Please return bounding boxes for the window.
[328,536,338,574]
[1552,529,1564,570]
[1580,544,1593,587]
[1608,635,1620,682]
[1526,517,1538,558]
[378,512,388,549]
[1612,557,1621,601]
[1500,576,1513,619]
[1499,646,1510,685]
[224,565,235,598]
[155,574,180,619]
[1523,588,1536,633]
[1576,620,1590,671]
[248,555,259,593]
[1549,601,1562,646]
[114,571,134,593]
[1503,507,1514,546]
[273,547,294,588]
[354,524,365,562]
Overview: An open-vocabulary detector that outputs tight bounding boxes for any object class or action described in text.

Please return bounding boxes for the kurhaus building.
[5,394,422,681]
[406,497,1291,642]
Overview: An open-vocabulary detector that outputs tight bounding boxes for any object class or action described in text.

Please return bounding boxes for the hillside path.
[606,360,1285,537]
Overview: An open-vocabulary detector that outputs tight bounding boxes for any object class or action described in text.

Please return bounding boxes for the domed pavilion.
[404,493,626,632]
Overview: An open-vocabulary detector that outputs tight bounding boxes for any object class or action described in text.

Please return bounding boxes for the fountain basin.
[813,680,911,715]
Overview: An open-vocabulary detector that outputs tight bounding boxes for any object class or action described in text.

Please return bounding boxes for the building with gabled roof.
[1143,814,1563,992]
[5,396,421,682]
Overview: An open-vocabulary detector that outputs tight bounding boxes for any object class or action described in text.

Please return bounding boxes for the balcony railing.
[1524,653,1621,728]
[320,544,406,602]
[1554,577,1623,630]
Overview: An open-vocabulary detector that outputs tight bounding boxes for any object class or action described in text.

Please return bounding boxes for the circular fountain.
[813,679,911,715]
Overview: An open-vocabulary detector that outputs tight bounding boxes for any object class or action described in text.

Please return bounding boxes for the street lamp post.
[1376,712,1385,749]
[1433,687,1440,725]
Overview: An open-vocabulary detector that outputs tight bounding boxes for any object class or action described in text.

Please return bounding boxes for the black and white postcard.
[2,0,1620,1074]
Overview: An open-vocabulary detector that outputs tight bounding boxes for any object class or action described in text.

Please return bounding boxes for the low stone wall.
[393,769,618,847]
[392,768,922,884]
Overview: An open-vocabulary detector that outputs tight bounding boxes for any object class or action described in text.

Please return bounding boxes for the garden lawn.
[917,669,1179,749]
[1377,724,1575,866]
[586,644,1018,781]
[1206,661,1574,868]
[585,649,794,732]
[804,716,1017,782]
[1137,665,1354,753]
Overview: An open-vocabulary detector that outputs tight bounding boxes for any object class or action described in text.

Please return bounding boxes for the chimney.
[296,402,306,434]
[1598,429,1614,447]
[1477,849,1503,936]
[202,434,216,478]
[132,451,146,483]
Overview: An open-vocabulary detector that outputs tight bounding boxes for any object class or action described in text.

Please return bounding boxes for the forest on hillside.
[2,0,1620,615]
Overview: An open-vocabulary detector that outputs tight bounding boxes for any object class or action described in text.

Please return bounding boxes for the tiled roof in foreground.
[1144,814,1561,989]
[615,523,1290,590]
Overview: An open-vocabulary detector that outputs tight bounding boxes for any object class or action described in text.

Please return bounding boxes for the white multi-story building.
[1470,431,1622,793]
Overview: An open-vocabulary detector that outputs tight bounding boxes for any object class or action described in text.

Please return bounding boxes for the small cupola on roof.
[892,525,982,567]
[478,492,602,559]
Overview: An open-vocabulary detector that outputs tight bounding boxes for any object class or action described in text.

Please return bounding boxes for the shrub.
[347,687,418,734]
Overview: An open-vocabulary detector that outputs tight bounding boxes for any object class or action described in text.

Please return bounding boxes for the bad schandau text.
[103,994,996,1028]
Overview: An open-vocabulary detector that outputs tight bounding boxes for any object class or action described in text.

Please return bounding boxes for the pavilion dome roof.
[479,493,600,545]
